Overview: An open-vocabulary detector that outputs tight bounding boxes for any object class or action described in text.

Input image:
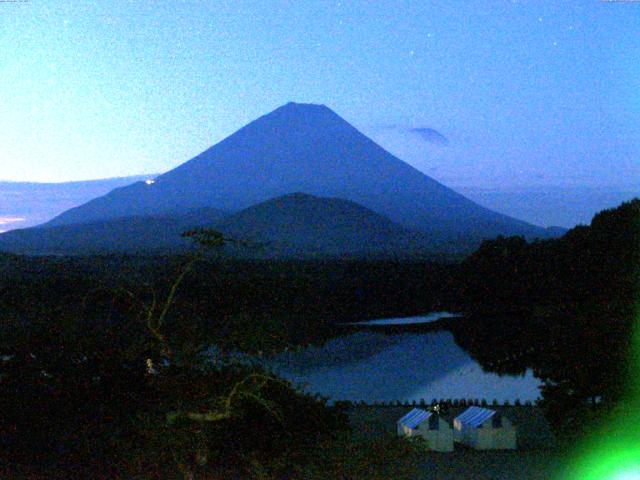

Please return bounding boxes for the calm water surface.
[269,316,541,403]
[348,311,463,326]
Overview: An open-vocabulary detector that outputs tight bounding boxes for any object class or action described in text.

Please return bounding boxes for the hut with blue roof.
[397,408,453,452]
[453,406,516,450]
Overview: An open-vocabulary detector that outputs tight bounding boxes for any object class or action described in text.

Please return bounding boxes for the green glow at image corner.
[561,307,640,480]
[569,450,640,480]
[611,471,640,480]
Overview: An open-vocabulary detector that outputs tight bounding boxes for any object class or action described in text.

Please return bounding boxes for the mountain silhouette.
[0,175,154,232]
[0,194,440,258]
[29,103,552,251]
[215,193,435,258]
[0,208,227,255]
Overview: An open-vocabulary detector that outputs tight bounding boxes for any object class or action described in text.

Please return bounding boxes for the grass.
[410,449,565,480]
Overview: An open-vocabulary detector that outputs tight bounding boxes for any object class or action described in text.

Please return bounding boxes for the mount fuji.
[1,103,555,256]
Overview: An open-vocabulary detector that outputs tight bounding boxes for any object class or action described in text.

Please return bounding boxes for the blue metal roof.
[455,406,496,428]
[398,408,432,429]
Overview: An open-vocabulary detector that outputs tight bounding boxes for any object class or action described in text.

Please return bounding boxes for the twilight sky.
[1,1,638,187]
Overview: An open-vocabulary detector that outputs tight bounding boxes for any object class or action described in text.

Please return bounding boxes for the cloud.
[0,216,26,226]
[408,128,450,146]
[374,125,450,146]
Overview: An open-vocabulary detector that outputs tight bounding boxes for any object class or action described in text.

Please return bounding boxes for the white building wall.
[454,417,517,450]
[398,418,454,452]
[415,418,454,452]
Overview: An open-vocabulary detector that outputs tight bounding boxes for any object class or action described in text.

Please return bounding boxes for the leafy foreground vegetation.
[0,237,430,478]
[1,199,638,477]
[0,254,453,351]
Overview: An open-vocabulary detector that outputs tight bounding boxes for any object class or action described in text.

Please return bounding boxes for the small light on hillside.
[145,179,155,185]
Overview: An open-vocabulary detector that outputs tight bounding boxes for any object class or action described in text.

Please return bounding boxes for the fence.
[333,397,537,409]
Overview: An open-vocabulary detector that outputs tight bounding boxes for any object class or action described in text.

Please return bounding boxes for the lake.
[269,316,542,404]
[347,311,463,326]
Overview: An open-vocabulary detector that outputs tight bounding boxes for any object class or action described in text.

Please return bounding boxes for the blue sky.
[1,0,638,187]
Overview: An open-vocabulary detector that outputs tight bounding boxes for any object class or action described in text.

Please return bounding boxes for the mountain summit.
[44,102,549,248]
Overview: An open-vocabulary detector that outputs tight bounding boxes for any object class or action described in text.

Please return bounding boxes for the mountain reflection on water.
[269,329,541,404]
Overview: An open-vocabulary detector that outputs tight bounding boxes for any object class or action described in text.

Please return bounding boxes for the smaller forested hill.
[215,193,436,258]
[0,194,446,258]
